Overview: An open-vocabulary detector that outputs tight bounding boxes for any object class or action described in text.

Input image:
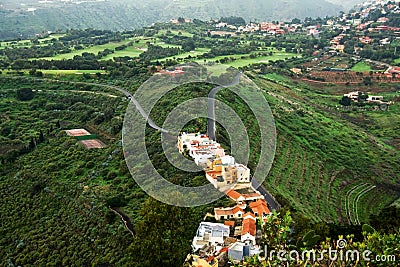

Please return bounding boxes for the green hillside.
[0,0,343,40]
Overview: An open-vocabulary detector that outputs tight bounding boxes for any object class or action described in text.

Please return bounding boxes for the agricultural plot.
[66,129,106,149]
[80,139,106,149]
[305,71,400,84]
[66,129,91,137]
[303,55,353,71]
[254,76,399,223]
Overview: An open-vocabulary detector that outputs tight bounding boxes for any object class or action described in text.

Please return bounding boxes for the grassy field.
[158,47,211,61]
[0,34,65,50]
[101,46,144,60]
[2,70,108,75]
[394,58,400,64]
[157,29,194,38]
[37,41,132,60]
[351,61,372,72]
[40,70,107,75]
[217,52,298,68]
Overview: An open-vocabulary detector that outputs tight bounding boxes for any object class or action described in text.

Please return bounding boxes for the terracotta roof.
[226,190,243,201]
[249,199,271,216]
[206,256,215,263]
[242,217,256,236]
[220,247,229,253]
[243,192,262,199]
[215,206,244,216]
[224,221,235,227]
[243,212,256,218]
[232,206,244,214]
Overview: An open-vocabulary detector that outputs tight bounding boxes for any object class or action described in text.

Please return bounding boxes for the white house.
[214,206,245,221]
[192,222,230,251]
[236,164,251,183]
[367,96,384,102]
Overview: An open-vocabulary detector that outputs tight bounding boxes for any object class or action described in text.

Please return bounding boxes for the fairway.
[39,70,107,75]
[0,34,65,50]
[37,41,132,60]
[101,45,144,60]
[195,52,298,67]
[158,47,211,61]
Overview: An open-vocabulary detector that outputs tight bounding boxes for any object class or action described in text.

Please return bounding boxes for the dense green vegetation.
[235,210,400,266]
[0,17,399,266]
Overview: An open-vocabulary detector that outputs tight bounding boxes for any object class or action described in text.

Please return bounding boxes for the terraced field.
[253,75,399,223]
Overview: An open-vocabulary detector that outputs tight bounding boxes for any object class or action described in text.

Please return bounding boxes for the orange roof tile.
[242,217,256,236]
[243,212,256,218]
[249,199,271,216]
[215,206,244,216]
[224,221,235,227]
[226,190,243,201]
[232,206,244,214]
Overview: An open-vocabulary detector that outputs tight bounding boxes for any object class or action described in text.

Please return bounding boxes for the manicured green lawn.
[0,34,66,50]
[101,46,144,60]
[1,69,104,75]
[212,52,298,68]
[158,47,211,61]
[351,61,372,72]
[37,41,131,60]
[39,70,107,75]
[157,29,194,38]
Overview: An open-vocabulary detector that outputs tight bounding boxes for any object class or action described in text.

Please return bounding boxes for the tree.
[127,197,196,267]
[339,96,351,106]
[16,88,34,101]
[182,39,196,52]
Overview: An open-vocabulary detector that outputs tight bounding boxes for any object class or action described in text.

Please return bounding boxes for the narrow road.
[252,178,280,211]
[207,72,242,141]
[109,207,136,237]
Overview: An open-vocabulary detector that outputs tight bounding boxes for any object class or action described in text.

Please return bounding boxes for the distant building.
[359,36,373,44]
[344,91,362,100]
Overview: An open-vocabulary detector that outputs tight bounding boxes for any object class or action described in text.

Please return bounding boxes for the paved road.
[81,82,170,134]
[207,72,243,141]
[252,177,280,211]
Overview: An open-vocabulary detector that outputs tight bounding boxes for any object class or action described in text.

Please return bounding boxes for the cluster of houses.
[178,133,272,266]
[343,91,392,105]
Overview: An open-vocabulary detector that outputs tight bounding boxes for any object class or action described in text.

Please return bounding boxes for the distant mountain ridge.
[0,0,360,40]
